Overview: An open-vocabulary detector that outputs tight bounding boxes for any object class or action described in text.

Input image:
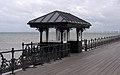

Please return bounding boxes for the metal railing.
[0,43,70,75]
[82,35,120,51]
[0,35,120,75]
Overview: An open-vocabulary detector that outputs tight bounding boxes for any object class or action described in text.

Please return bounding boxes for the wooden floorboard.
[8,41,120,75]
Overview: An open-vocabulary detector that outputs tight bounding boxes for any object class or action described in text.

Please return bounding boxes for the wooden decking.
[9,41,120,75]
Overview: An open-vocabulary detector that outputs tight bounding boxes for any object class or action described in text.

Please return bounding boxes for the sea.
[0,32,119,52]
[0,32,119,60]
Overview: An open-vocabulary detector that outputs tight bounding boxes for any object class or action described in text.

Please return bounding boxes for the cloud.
[0,0,120,32]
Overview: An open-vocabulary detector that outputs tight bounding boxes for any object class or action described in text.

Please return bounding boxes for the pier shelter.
[27,10,91,53]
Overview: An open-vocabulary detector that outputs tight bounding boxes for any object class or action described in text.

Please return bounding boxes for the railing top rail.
[0,43,70,54]
[0,49,23,54]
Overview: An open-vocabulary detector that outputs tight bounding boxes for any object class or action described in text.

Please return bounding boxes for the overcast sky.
[0,0,120,32]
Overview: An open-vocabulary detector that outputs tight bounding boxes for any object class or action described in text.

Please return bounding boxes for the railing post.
[31,42,33,50]
[68,43,70,57]
[22,42,24,50]
[31,42,33,49]
[90,39,93,50]
[58,45,62,60]
[103,37,105,44]
[93,39,95,48]
[0,68,2,75]
[101,37,103,45]
[62,45,64,56]
[31,42,36,67]
[106,37,108,44]
[94,38,96,48]
[96,38,97,47]
[97,38,99,46]
[100,37,102,45]
[84,39,87,51]
[104,37,106,44]
[53,46,57,61]
[21,42,26,71]
[11,48,15,74]
[47,45,50,63]
[41,47,45,65]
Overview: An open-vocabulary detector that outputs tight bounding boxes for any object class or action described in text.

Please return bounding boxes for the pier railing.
[0,35,120,75]
[82,35,120,51]
[0,43,70,75]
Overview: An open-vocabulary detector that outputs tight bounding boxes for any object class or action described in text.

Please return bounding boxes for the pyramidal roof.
[28,10,91,25]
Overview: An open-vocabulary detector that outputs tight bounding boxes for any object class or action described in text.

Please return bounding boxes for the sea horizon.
[0,32,119,52]
[0,31,119,33]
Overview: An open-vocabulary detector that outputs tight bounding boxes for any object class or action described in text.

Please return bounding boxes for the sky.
[0,0,120,32]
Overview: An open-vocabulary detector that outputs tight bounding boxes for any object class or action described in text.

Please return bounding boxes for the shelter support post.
[56,28,59,41]
[60,29,64,43]
[39,29,43,44]
[76,28,80,41]
[80,28,83,41]
[46,29,49,42]
[67,29,70,41]
[69,28,82,53]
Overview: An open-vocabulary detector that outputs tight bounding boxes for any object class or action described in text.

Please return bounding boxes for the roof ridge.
[56,11,68,22]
